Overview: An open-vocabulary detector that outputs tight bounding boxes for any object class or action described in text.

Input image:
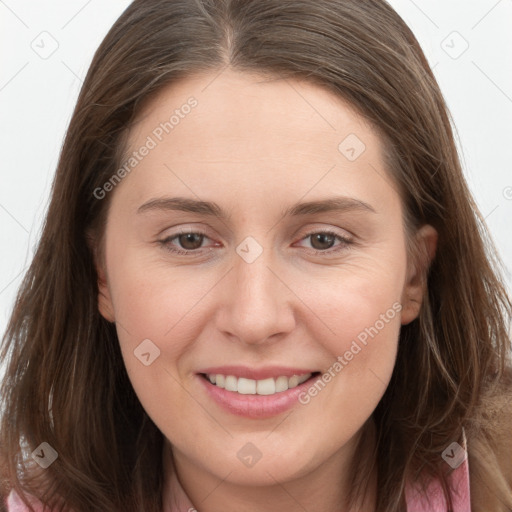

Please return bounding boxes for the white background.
[1,0,512,340]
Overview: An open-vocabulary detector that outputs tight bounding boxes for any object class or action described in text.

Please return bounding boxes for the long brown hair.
[1,1,511,510]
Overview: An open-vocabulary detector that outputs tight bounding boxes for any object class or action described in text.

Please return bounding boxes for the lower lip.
[197,374,318,419]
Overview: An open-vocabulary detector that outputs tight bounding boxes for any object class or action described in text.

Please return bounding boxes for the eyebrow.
[136,196,376,219]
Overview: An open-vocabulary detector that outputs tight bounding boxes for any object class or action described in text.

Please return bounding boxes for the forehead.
[113,69,398,216]
[131,68,378,156]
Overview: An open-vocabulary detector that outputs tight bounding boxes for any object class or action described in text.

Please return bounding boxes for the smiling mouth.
[200,372,321,396]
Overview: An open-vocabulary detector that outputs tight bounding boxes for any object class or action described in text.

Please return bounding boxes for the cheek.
[293,286,402,448]
[289,248,405,413]
[317,280,403,362]
[106,246,208,347]
[311,284,401,396]
[292,249,405,353]
[107,260,211,441]
[102,241,209,410]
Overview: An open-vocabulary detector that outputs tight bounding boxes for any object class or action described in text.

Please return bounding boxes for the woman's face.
[97,70,435,488]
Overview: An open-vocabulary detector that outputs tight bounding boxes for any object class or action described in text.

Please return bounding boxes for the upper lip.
[198,365,318,380]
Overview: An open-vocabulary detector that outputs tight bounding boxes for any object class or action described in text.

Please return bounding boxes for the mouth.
[199,372,321,396]
[197,368,322,419]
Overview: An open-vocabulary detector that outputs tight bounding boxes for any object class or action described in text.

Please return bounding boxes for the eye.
[159,230,216,255]
[295,229,354,254]
[158,227,354,257]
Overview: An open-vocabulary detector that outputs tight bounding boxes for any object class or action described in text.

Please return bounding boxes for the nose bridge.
[218,241,295,345]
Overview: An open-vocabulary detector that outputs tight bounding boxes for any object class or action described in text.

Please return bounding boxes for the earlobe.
[400,224,438,325]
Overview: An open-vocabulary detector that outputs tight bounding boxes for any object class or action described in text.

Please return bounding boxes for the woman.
[1,0,511,511]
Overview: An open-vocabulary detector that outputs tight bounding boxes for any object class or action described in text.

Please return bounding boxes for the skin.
[96,69,437,512]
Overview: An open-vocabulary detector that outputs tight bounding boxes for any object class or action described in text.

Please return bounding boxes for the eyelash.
[158,228,354,257]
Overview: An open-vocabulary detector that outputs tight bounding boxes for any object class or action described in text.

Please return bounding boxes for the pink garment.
[404,428,471,512]
[404,457,471,511]
[6,456,471,512]
[5,490,44,512]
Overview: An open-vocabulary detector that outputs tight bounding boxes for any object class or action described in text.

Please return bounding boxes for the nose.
[214,245,296,346]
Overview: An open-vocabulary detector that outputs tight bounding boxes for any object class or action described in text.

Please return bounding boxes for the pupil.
[179,233,203,250]
[311,233,335,250]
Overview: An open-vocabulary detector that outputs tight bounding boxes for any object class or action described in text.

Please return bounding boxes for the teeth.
[225,375,237,392]
[288,375,299,388]
[297,374,310,384]
[206,373,312,395]
[275,376,289,392]
[238,377,256,394]
[256,377,275,395]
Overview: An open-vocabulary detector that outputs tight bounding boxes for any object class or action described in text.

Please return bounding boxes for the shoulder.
[468,369,512,511]
[480,369,512,480]
[493,386,512,480]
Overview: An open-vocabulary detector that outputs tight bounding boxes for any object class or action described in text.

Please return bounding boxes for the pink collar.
[404,428,471,511]
[404,457,471,511]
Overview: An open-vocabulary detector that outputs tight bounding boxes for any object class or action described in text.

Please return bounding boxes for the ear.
[400,224,438,325]
[97,263,116,323]
[87,229,116,323]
